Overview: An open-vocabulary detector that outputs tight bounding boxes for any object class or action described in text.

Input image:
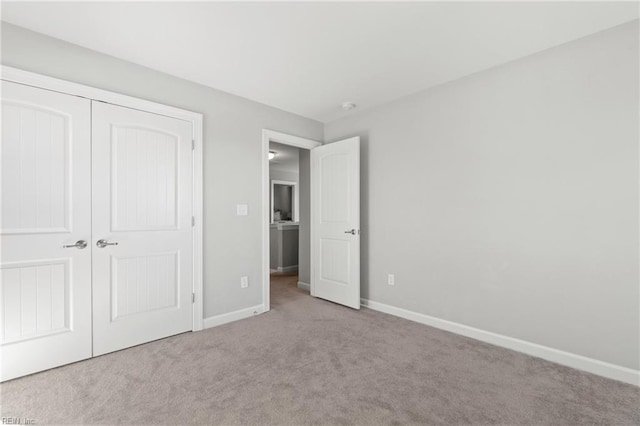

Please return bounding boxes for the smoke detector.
[341,102,357,111]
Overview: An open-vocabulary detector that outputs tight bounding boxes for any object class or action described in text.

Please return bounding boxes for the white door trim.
[262,130,321,312]
[1,65,205,332]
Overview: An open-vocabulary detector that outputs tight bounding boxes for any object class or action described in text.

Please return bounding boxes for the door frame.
[261,130,321,311]
[1,66,205,331]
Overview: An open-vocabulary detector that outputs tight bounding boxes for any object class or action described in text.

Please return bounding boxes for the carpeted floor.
[1,272,638,425]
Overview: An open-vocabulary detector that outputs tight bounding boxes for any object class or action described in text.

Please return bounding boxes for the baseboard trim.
[277,265,298,273]
[361,298,639,386]
[203,304,264,329]
[297,281,310,291]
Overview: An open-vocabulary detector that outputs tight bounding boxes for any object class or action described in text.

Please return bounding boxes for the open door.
[310,137,360,309]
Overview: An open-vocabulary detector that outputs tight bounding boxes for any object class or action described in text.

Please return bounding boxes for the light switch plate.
[240,276,249,288]
[237,204,248,216]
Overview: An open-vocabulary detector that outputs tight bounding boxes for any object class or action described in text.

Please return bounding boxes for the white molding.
[1,66,205,332]
[297,281,310,291]
[262,129,321,313]
[277,265,299,273]
[1,66,201,122]
[192,114,204,332]
[272,223,299,231]
[264,129,323,150]
[361,298,640,386]
[203,305,265,329]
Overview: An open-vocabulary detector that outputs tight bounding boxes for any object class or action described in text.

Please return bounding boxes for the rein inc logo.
[1,418,35,425]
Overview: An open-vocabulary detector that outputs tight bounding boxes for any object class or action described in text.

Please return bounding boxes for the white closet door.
[91,101,193,356]
[0,81,92,381]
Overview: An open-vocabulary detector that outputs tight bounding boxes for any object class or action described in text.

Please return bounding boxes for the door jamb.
[1,65,205,331]
[262,130,322,312]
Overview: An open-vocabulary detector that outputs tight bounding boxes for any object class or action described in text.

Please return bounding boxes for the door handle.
[96,239,119,248]
[344,229,357,235]
[63,240,88,249]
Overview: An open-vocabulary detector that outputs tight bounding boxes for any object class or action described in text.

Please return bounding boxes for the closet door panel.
[91,101,193,356]
[0,81,92,381]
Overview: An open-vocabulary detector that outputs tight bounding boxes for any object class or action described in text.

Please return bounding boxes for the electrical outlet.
[388,274,395,286]
[240,276,249,288]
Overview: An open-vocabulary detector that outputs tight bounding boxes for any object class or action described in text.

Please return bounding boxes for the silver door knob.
[96,239,119,248]
[344,229,357,235]
[63,240,87,249]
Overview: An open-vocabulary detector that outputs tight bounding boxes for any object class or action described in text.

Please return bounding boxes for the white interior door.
[310,137,360,309]
[91,101,194,356]
[0,81,92,381]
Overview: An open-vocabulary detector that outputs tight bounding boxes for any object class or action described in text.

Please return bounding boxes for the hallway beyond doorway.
[270,271,307,311]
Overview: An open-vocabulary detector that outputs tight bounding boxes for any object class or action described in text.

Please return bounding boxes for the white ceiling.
[269,142,299,174]
[2,2,637,123]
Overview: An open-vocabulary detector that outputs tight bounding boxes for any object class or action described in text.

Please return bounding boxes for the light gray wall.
[269,228,278,270]
[269,142,300,215]
[325,21,639,370]
[0,23,324,318]
[269,169,299,224]
[269,141,299,174]
[273,185,293,220]
[269,225,299,270]
[281,229,299,268]
[269,170,299,187]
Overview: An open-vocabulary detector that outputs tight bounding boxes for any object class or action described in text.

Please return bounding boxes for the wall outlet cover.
[237,204,248,216]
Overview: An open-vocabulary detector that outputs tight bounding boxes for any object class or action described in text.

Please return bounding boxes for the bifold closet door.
[0,81,92,381]
[91,101,194,356]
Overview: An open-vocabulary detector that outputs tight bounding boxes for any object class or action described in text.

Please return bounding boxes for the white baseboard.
[297,281,310,291]
[361,298,639,387]
[203,304,265,329]
[277,265,298,273]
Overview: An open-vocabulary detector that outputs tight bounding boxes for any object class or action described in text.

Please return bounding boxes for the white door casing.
[0,81,92,381]
[261,130,322,312]
[91,101,194,356]
[310,137,360,309]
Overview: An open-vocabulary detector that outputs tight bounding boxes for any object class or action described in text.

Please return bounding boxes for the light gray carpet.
[1,272,638,425]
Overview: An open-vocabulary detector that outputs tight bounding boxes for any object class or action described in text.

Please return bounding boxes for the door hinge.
[192,216,195,227]
[192,292,195,303]
[192,140,195,150]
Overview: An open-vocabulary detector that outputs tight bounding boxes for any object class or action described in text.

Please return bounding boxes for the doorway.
[261,130,362,312]
[269,142,303,307]
[261,130,321,311]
